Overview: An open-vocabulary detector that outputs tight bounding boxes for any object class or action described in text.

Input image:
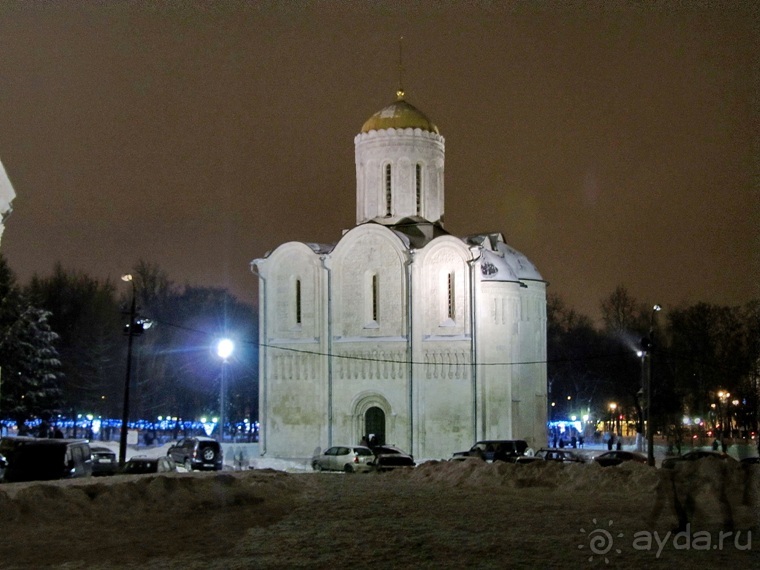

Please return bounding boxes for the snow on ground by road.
[0,439,758,569]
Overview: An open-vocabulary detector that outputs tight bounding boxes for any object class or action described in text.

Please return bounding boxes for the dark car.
[370,445,415,471]
[311,445,375,473]
[593,450,648,467]
[534,448,587,463]
[167,436,223,471]
[0,435,37,459]
[0,438,92,482]
[661,450,737,469]
[123,456,177,475]
[90,446,118,476]
[740,456,760,466]
[453,440,530,462]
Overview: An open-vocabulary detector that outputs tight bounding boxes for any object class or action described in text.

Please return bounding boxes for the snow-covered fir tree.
[0,255,63,431]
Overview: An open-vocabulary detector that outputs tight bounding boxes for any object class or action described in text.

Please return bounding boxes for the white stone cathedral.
[251,90,547,460]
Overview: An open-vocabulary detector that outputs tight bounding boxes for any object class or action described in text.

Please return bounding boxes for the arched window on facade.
[447,272,455,321]
[415,163,422,216]
[295,278,302,325]
[385,163,392,216]
[372,273,379,322]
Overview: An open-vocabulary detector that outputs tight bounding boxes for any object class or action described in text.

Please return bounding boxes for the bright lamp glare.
[217,338,234,360]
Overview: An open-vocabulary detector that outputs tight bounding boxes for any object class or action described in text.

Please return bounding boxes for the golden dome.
[361,92,439,134]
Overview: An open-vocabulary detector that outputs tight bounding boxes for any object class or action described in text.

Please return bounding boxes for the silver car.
[534,448,587,463]
[311,445,374,473]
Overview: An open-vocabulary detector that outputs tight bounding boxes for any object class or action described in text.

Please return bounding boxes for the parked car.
[90,446,118,476]
[123,456,177,475]
[0,435,37,459]
[534,448,587,463]
[661,450,737,469]
[512,455,545,464]
[0,438,92,482]
[167,437,223,471]
[370,445,415,471]
[452,440,530,462]
[593,451,648,467]
[311,445,375,473]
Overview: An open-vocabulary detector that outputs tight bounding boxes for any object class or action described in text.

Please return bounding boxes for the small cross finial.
[396,36,405,100]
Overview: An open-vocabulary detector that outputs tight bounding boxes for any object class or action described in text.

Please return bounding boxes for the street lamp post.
[716,389,731,444]
[216,338,234,443]
[609,402,617,434]
[119,274,137,467]
[646,304,662,467]
[636,349,646,452]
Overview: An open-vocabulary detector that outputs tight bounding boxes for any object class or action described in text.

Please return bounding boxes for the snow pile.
[0,455,756,534]
[0,456,757,568]
[0,469,300,524]
[392,457,759,530]
[396,457,660,492]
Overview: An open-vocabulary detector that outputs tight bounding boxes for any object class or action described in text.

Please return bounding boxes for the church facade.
[251,91,547,460]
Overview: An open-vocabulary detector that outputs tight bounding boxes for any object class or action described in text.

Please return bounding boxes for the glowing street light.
[217,338,234,361]
[118,273,136,467]
[216,338,234,443]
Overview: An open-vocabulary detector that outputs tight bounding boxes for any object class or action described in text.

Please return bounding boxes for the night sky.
[0,2,756,322]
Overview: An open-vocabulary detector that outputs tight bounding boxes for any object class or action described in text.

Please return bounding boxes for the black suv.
[167,437,223,471]
[452,439,530,462]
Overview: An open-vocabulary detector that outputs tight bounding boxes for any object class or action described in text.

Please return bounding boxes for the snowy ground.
[0,439,758,569]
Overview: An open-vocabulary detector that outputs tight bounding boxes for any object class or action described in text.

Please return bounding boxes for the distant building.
[0,160,15,245]
[251,90,547,459]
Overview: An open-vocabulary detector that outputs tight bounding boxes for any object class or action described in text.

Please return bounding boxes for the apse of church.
[251,91,547,460]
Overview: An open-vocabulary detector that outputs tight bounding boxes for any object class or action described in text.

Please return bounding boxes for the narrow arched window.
[447,272,455,320]
[372,274,379,322]
[385,164,392,216]
[415,163,422,215]
[295,279,302,325]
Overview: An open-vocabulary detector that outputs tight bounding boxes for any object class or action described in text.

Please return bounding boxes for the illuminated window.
[295,279,302,325]
[415,163,422,215]
[385,164,392,216]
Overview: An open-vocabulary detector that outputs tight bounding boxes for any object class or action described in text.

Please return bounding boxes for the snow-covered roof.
[254,226,543,286]
[304,242,335,255]
[465,233,544,282]
[479,248,520,282]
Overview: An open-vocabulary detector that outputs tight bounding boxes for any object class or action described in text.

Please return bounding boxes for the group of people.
[360,434,382,448]
[549,429,585,449]
[606,432,623,451]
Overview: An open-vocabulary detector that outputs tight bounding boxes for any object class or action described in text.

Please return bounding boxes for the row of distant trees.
[549,286,760,444]
[0,256,258,431]
[0,252,757,443]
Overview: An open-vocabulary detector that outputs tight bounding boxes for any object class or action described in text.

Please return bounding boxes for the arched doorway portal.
[365,406,386,446]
